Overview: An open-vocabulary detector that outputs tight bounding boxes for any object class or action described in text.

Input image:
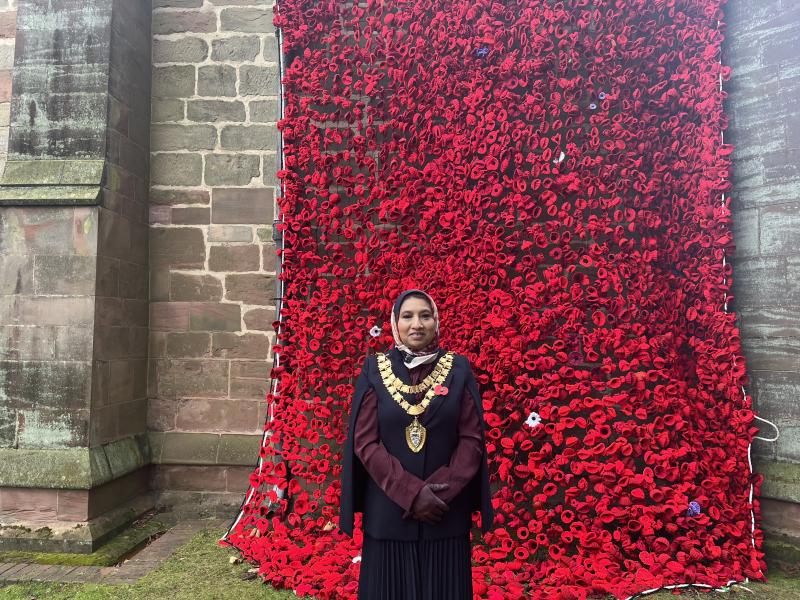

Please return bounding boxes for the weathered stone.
[210,332,275,363]
[166,332,211,358]
[0,325,56,361]
[156,360,229,399]
[0,360,92,411]
[197,65,237,97]
[229,375,267,400]
[730,257,788,307]
[149,227,205,269]
[151,124,217,151]
[153,37,209,63]
[220,125,276,150]
[160,432,219,463]
[152,11,216,35]
[732,207,759,258]
[170,273,224,302]
[0,255,33,294]
[208,245,260,271]
[760,202,800,256]
[0,296,94,327]
[118,262,149,300]
[256,226,272,242]
[204,154,260,186]
[261,243,277,271]
[737,308,800,339]
[189,303,242,332]
[54,326,93,361]
[225,273,275,304]
[171,206,210,224]
[217,434,261,465]
[150,188,210,205]
[263,35,279,62]
[250,99,279,122]
[154,0,204,9]
[238,65,279,95]
[0,207,84,256]
[152,99,185,123]
[151,153,203,186]
[187,100,246,123]
[243,307,275,331]
[220,7,274,33]
[153,464,228,491]
[208,225,252,242]
[33,255,95,295]
[262,152,279,187]
[211,187,273,223]
[174,399,259,433]
[152,66,196,99]
[211,36,260,62]
[0,10,16,38]
[147,401,176,433]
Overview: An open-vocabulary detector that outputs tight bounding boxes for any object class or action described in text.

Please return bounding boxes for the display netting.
[221,0,767,597]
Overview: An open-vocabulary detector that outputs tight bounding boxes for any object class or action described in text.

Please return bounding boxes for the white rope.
[221,9,288,540]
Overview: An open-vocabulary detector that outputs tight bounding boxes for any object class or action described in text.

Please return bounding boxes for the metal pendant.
[405,416,426,453]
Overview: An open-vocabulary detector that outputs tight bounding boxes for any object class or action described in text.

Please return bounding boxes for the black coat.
[339,348,493,540]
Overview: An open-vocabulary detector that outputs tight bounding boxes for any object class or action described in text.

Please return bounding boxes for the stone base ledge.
[0,434,150,489]
[754,459,800,503]
[0,492,154,554]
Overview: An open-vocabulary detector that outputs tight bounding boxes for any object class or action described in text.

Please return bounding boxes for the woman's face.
[397,296,436,351]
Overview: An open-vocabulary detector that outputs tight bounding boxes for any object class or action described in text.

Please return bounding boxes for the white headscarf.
[390,289,441,369]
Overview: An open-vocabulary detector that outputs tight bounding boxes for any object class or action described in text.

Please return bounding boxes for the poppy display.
[220,0,767,598]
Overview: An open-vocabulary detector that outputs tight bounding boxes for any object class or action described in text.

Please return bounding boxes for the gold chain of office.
[376,351,454,415]
[376,351,454,453]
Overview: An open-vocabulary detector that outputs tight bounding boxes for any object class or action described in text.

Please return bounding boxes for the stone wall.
[148,0,280,508]
[0,0,14,174]
[725,0,800,539]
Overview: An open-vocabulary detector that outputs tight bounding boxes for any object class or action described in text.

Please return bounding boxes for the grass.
[0,523,797,599]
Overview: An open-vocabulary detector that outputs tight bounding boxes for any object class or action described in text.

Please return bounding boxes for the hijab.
[390,289,442,369]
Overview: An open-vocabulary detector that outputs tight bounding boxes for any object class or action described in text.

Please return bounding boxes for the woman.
[340,289,493,600]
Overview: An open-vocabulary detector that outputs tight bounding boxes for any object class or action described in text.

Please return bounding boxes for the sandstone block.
[239,65,279,95]
[250,99,279,122]
[153,10,216,35]
[151,153,203,186]
[209,245,260,271]
[225,273,275,304]
[187,99,246,122]
[204,154,260,186]
[152,99,185,123]
[212,332,270,358]
[243,307,275,331]
[150,188,210,205]
[153,37,209,63]
[198,65,237,97]
[208,225,253,242]
[220,124,276,150]
[151,124,217,151]
[211,36,260,62]
[212,187,273,223]
[220,7,274,33]
[171,206,210,225]
[170,273,224,302]
[152,66,196,98]
[150,227,206,269]
[166,332,212,358]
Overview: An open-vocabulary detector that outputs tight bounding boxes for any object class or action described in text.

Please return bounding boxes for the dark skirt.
[357,534,473,600]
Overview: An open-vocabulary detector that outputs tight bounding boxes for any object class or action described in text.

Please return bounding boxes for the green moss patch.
[0,513,170,567]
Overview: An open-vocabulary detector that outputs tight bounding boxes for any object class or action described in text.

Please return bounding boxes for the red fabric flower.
[220,0,766,598]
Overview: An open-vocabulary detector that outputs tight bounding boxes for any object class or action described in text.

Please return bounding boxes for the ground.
[0,523,798,599]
